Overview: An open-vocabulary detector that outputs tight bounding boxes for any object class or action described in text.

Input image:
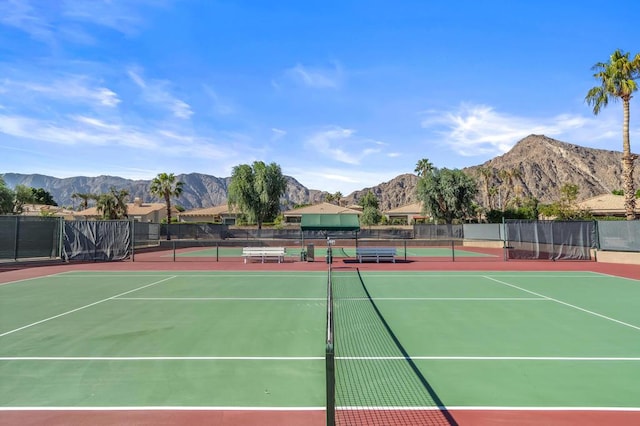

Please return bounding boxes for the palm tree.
[111,187,129,219]
[150,173,184,239]
[415,158,434,177]
[586,49,640,220]
[72,192,96,211]
[476,166,494,208]
[498,168,522,210]
[96,193,117,220]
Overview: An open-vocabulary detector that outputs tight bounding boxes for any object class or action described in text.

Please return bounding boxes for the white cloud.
[127,67,193,119]
[3,77,120,108]
[285,63,343,89]
[287,166,402,194]
[305,127,384,165]
[271,128,287,140]
[0,0,54,43]
[420,102,629,157]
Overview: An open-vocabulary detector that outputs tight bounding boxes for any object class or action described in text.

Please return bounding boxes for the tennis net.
[326,267,456,426]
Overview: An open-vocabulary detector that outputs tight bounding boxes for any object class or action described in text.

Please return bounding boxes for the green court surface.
[173,245,494,258]
[1,270,639,412]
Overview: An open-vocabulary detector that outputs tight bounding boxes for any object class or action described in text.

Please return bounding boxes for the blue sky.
[1,0,639,194]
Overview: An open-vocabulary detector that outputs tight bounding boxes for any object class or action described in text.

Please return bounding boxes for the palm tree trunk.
[622,98,637,220]
[166,195,172,240]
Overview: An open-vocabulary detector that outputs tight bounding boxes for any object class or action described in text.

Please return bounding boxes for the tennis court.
[149,242,499,263]
[1,262,639,425]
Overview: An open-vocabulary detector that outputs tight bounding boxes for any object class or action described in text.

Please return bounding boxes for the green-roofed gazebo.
[300,214,360,231]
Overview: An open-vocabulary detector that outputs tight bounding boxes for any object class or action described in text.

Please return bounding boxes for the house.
[19,204,76,220]
[75,197,173,222]
[282,202,362,224]
[177,204,239,225]
[577,194,640,217]
[383,202,429,224]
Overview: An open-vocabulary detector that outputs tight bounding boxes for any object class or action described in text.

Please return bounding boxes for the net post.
[325,263,335,426]
[451,239,455,262]
[325,342,335,426]
[173,240,176,262]
[216,243,219,262]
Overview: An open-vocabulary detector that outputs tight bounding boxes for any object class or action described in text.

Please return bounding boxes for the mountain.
[1,172,327,211]
[464,134,639,204]
[2,134,637,210]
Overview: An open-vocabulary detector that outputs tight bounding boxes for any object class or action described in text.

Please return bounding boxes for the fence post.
[13,216,19,261]
[131,220,135,262]
[58,217,65,261]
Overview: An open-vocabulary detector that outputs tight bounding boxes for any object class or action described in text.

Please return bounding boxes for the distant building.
[383,202,429,224]
[282,202,362,224]
[178,204,239,225]
[75,197,173,222]
[19,204,76,220]
[577,194,640,217]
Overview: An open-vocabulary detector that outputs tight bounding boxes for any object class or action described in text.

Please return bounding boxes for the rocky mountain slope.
[464,134,639,204]
[2,134,637,210]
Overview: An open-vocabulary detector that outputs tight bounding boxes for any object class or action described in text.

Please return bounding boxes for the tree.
[150,173,184,239]
[13,184,34,214]
[414,158,434,177]
[586,49,640,220]
[498,167,522,210]
[416,167,478,224]
[0,177,14,214]
[228,161,287,229]
[72,193,97,211]
[31,188,57,206]
[359,191,382,227]
[476,166,495,208]
[96,187,129,220]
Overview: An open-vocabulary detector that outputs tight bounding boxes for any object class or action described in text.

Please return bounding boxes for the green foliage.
[96,187,129,220]
[360,206,382,227]
[415,167,478,224]
[150,173,184,230]
[0,177,14,214]
[359,191,379,209]
[612,189,624,196]
[538,184,593,221]
[228,161,287,229]
[31,188,57,206]
[414,158,434,177]
[72,192,98,210]
[13,184,34,214]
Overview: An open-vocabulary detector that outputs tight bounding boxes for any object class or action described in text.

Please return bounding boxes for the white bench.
[356,247,396,263]
[242,247,286,263]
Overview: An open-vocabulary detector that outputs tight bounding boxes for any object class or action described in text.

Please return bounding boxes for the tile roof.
[283,202,362,215]
[577,194,640,214]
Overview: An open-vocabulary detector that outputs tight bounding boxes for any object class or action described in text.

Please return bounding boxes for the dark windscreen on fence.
[597,220,640,252]
[0,216,62,260]
[64,220,131,261]
[413,224,463,239]
[505,220,595,260]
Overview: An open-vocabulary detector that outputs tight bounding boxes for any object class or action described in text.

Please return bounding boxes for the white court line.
[0,406,638,412]
[369,297,546,301]
[337,406,640,411]
[115,297,325,301]
[336,356,640,361]
[0,406,324,411]
[0,272,71,287]
[0,356,322,361]
[483,276,640,332]
[0,276,177,338]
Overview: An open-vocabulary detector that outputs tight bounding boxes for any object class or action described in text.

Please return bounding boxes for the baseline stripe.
[115,297,325,301]
[337,406,640,412]
[336,356,640,361]
[0,406,324,411]
[483,276,640,331]
[0,356,323,361]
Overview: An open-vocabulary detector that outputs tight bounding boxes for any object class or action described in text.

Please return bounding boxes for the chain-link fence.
[1,217,638,263]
